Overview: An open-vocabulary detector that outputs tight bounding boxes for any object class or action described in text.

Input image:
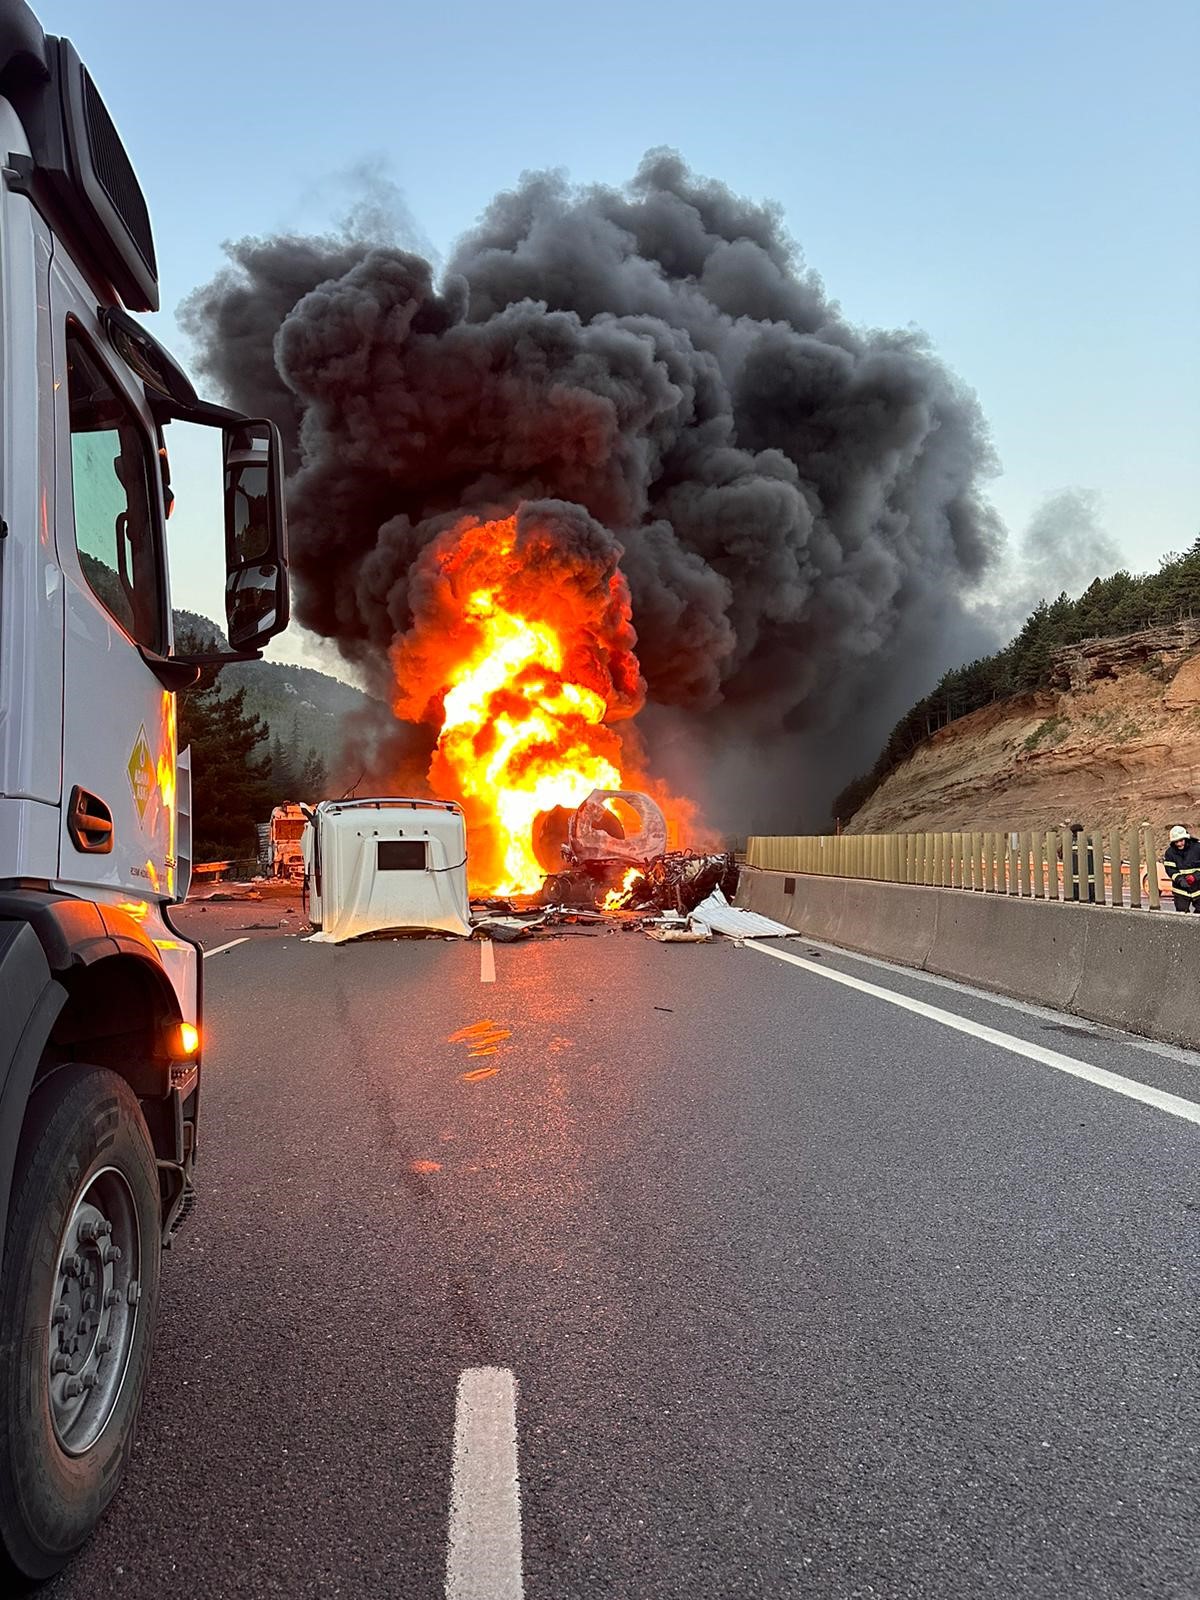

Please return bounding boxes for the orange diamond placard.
[127,727,155,822]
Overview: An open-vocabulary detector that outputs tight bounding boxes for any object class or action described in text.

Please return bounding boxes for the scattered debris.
[623,851,739,915]
[473,918,537,943]
[190,887,263,903]
[644,924,712,943]
[472,905,608,940]
[690,889,794,940]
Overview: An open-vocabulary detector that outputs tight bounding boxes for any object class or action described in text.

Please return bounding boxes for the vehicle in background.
[269,803,309,879]
[0,2,289,1576]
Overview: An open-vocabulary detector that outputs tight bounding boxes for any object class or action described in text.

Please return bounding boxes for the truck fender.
[0,889,172,974]
[0,922,67,1271]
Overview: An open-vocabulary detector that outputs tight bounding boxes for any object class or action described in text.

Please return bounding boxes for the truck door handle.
[68,786,114,854]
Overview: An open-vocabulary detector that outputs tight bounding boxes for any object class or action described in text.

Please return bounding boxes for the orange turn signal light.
[175,1022,200,1057]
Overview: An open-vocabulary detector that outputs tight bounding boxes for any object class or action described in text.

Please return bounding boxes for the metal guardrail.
[192,858,260,883]
[746,828,1176,909]
[192,860,234,880]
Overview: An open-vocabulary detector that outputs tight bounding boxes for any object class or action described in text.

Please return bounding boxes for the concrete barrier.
[925,891,1087,1014]
[736,867,1200,1050]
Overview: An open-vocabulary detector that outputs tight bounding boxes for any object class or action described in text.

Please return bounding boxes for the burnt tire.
[0,1065,161,1581]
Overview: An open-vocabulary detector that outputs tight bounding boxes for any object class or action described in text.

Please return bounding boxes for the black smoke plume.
[180,151,1003,829]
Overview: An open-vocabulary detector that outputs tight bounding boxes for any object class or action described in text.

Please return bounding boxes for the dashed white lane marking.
[202,938,249,959]
[446,1366,523,1600]
[480,939,496,984]
[747,940,1200,1128]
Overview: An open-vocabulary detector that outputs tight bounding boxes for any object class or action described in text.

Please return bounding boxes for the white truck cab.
[302,798,471,942]
[0,2,290,1577]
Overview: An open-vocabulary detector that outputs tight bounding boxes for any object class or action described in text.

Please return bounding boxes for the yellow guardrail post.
[1143,825,1160,909]
[1106,826,1118,907]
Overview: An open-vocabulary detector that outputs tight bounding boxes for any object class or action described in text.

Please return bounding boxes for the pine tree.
[270,734,297,794]
[176,627,272,861]
[299,748,328,798]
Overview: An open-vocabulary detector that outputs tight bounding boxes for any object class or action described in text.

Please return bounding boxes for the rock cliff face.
[850,625,1200,834]
[1050,621,1200,692]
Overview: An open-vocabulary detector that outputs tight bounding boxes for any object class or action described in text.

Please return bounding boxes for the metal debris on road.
[689,889,794,940]
[620,850,740,916]
[191,887,264,903]
[471,905,607,941]
[644,923,712,943]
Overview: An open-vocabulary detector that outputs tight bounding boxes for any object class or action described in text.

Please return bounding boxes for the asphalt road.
[45,909,1200,1599]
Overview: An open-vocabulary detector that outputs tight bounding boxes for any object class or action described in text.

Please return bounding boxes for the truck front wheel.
[0,1064,162,1580]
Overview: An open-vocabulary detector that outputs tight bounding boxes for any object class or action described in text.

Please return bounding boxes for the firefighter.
[1163,825,1200,912]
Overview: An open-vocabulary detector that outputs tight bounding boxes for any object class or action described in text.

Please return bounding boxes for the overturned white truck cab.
[303,798,471,942]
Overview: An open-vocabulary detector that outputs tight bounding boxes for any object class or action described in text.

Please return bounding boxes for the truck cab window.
[66,328,164,653]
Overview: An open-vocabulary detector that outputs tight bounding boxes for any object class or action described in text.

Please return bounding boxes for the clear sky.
[43,0,1200,651]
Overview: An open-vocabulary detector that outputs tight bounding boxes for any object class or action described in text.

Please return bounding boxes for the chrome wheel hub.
[47,1167,142,1455]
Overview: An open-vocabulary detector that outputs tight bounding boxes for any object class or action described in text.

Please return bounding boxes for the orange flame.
[391,511,649,894]
[602,867,641,912]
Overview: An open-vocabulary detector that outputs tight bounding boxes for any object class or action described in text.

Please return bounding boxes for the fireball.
[391,510,644,894]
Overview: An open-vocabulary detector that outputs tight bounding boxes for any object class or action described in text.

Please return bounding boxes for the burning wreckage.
[298,788,786,947]
[536,789,737,913]
[474,788,747,944]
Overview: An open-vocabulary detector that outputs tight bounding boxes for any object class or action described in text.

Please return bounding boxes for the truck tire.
[0,1064,162,1581]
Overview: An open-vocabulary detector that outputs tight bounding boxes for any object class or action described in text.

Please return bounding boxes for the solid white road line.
[202,937,249,959]
[446,1366,523,1600]
[480,939,496,984]
[788,933,1200,1071]
[747,940,1200,1128]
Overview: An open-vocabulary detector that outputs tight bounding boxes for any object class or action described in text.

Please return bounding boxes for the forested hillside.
[834,537,1200,824]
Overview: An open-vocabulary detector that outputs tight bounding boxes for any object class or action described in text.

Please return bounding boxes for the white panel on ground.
[691,888,794,939]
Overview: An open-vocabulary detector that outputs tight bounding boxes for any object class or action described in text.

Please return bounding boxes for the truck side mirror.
[223,419,289,650]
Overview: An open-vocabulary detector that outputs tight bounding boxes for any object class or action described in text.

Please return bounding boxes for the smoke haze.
[180,151,1005,829]
[968,487,1123,647]
[1018,488,1121,607]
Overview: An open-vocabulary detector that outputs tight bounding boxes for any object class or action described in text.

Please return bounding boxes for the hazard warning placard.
[127,726,156,822]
